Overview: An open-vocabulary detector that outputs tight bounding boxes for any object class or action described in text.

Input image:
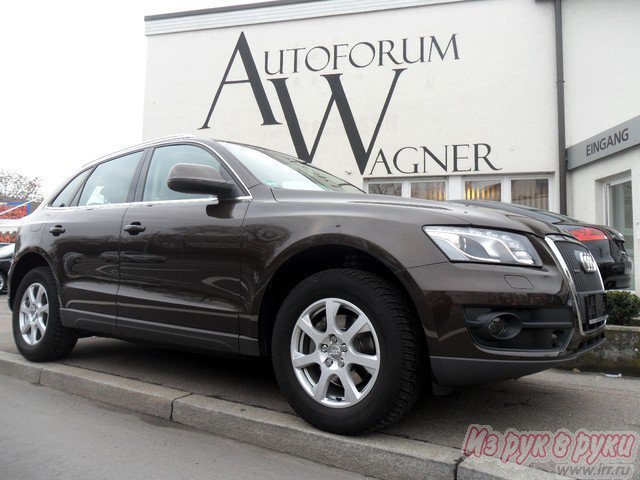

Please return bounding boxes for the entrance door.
[607,177,634,290]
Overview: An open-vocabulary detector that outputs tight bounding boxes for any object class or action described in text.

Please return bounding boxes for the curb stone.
[0,350,43,383]
[0,350,577,480]
[172,393,460,480]
[39,363,189,419]
[458,456,573,480]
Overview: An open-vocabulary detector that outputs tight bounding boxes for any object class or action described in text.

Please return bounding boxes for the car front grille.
[547,237,607,333]
[553,240,604,293]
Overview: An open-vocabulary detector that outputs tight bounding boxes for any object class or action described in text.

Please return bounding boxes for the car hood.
[271,189,567,237]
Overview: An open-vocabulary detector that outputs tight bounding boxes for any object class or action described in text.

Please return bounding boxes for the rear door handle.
[123,222,146,235]
[49,225,65,236]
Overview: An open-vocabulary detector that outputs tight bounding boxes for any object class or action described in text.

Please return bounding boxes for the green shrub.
[606,290,640,326]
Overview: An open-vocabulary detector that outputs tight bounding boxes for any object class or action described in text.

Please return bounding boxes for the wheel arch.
[256,241,429,358]
[9,249,56,310]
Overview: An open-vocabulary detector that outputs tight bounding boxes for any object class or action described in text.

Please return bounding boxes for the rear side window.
[78,151,143,206]
[50,169,91,207]
[143,145,224,202]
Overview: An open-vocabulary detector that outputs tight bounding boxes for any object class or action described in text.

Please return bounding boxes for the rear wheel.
[12,267,77,362]
[272,269,425,434]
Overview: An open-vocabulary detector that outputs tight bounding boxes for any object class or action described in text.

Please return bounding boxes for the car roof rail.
[83,134,198,167]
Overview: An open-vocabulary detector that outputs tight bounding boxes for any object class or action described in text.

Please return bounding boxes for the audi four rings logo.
[579,252,598,273]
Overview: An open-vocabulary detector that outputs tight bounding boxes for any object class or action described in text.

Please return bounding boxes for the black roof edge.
[144,0,324,22]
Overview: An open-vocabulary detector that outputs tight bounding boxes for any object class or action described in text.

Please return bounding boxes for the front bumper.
[397,235,607,387]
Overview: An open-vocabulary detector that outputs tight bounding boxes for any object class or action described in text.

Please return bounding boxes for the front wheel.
[0,271,6,293]
[12,267,77,362]
[272,269,425,434]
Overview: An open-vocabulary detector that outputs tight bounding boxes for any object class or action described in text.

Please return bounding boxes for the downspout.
[554,0,567,214]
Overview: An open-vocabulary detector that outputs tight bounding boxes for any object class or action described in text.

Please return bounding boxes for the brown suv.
[8,135,606,434]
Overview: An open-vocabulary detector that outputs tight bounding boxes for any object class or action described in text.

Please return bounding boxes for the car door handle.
[123,222,146,235]
[49,225,65,236]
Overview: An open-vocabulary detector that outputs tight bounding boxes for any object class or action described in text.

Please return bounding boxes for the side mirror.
[167,163,235,196]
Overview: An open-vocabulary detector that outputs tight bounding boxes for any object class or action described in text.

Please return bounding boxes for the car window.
[78,151,143,206]
[50,169,91,208]
[143,145,225,202]
[220,142,363,193]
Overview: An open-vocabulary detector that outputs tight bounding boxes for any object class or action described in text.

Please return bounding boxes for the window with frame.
[511,179,549,209]
[50,169,91,207]
[410,181,446,201]
[143,145,225,202]
[368,182,402,196]
[78,151,143,206]
[464,179,502,201]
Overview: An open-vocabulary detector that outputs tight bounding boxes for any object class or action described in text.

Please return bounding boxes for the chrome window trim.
[43,138,254,211]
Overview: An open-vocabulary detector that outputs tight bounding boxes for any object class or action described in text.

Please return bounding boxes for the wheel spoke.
[345,350,379,372]
[324,299,339,334]
[29,325,38,344]
[28,286,37,306]
[338,370,361,403]
[35,285,46,304]
[36,304,48,316]
[291,351,320,369]
[20,305,30,316]
[20,321,30,335]
[36,317,47,336]
[342,315,369,343]
[312,370,332,400]
[297,314,324,345]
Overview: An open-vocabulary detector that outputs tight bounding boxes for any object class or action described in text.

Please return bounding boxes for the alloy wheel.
[19,283,49,346]
[290,298,380,408]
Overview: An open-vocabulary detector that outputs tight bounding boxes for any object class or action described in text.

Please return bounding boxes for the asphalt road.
[1,298,639,476]
[0,374,367,480]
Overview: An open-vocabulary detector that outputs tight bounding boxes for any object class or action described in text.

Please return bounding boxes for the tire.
[12,267,77,362]
[272,268,425,434]
[0,271,6,294]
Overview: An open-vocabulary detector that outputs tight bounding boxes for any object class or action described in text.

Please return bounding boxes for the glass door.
[607,177,634,289]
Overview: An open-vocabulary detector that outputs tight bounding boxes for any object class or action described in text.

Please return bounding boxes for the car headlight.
[423,226,542,266]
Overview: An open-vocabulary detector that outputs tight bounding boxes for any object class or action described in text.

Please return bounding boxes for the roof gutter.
[554,0,567,214]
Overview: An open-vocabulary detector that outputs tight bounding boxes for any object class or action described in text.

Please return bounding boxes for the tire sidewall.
[12,267,63,360]
[272,270,411,433]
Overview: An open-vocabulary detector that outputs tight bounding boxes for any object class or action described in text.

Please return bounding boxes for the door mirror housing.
[167,163,235,196]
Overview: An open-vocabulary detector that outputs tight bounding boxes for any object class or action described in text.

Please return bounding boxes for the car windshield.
[0,243,15,257]
[220,142,363,194]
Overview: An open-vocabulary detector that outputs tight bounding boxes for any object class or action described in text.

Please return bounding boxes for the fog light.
[476,312,522,340]
[489,317,508,337]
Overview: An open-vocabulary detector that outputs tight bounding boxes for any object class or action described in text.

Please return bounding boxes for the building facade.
[143,0,639,293]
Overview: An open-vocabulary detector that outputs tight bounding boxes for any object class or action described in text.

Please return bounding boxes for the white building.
[143,0,639,292]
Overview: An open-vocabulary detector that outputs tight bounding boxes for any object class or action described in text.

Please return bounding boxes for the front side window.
[78,151,143,206]
[50,169,91,207]
[143,145,224,202]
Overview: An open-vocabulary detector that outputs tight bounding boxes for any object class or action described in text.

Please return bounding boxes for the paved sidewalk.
[1,300,639,477]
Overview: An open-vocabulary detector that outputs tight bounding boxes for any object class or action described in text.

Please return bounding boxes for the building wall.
[144,0,559,207]
[564,1,640,293]
[563,0,640,145]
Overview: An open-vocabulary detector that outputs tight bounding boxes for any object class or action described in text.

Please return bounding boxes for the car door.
[42,150,145,335]
[116,143,249,353]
